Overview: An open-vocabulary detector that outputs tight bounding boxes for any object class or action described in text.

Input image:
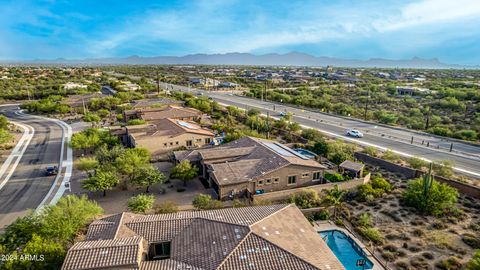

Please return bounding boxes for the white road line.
[216,100,480,178]
[0,122,35,191]
[28,112,72,210]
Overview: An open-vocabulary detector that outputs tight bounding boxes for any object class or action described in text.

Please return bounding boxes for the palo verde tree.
[131,165,166,193]
[170,160,199,186]
[82,168,120,197]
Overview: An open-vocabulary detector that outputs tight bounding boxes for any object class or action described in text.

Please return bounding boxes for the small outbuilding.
[339,160,365,178]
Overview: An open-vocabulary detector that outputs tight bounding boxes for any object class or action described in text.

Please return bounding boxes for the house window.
[186,140,193,146]
[273,178,279,184]
[258,180,264,186]
[287,176,297,185]
[205,138,211,144]
[149,241,171,260]
[266,179,271,185]
[196,138,202,142]
[313,172,322,181]
[302,173,309,178]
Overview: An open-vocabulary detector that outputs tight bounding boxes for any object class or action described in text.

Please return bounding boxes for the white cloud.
[375,0,480,31]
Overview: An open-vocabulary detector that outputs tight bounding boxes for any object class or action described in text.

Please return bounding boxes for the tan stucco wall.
[214,164,325,200]
[131,133,213,155]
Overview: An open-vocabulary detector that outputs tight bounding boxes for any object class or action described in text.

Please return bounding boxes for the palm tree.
[323,185,350,220]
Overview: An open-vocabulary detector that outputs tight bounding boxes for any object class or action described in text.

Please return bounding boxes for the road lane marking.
[0,122,35,191]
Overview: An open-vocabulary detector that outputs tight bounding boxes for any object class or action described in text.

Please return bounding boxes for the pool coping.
[315,221,386,270]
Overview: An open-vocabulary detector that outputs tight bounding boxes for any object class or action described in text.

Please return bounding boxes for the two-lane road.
[0,106,65,230]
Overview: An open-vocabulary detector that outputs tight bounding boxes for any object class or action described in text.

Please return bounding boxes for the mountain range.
[4,52,478,69]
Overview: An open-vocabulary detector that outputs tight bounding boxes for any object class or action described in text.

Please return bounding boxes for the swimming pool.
[319,230,374,270]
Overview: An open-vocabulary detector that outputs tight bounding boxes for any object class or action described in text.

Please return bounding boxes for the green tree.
[403,165,458,216]
[0,115,10,129]
[83,113,101,124]
[128,194,155,213]
[466,250,480,270]
[131,165,166,193]
[39,195,103,244]
[115,148,151,181]
[75,157,99,176]
[170,160,199,186]
[192,194,223,210]
[0,128,13,145]
[82,168,119,196]
[287,189,321,209]
[127,119,146,125]
[323,185,349,220]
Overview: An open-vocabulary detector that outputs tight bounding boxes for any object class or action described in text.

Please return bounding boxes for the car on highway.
[346,129,364,138]
[279,111,287,116]
[46,166,58,176]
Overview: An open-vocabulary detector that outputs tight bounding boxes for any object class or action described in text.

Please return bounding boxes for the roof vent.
[275,231,280,235]
[264,232,269,236]
[222,235,227,240]
[300,229,305,233]
[240,255,247,260]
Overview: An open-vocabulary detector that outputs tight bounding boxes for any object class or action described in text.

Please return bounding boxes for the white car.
[346,129,364,138]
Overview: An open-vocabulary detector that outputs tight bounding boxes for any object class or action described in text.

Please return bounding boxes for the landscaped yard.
[345,167,480,270]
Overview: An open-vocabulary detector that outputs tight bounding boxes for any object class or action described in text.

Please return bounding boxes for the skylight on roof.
[176,120,199,130]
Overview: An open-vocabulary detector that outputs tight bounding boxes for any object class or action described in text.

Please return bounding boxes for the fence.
[355,152,480,199]
[253,173,371,202]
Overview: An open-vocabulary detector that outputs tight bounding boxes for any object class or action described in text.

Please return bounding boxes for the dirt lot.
[346,167,480,270]
[68,161,215,214]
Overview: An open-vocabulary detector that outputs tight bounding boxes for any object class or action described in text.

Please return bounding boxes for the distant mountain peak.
[2,52,476,69]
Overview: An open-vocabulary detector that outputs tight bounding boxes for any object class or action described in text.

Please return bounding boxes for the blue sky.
[1,0,480,64]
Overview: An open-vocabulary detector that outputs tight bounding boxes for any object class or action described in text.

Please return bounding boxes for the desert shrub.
[127,194,155,213]
[412,228,425,237]
[432,160,455,178]
[310,209,331,221]
[381,251,396,261]
[422,252,434,260]
[462,234,480,249]
[410,256,429,269]
[436,256,463,270]
[403,177,458,216]
[383,244,397,252]
[363,146,378,157]
[324,172,344,183]
[127,119,146,125]
[287,189,321,209]
[154,201,179,214]
[192,194,223,210]
[176,188,186,192]
[408,156,428,169]
[370,176,391,191]
[358,227,383,244]
[356,184,384,201]
[357,213,372,228]
[466,250,480,270]
[382,150,401,162]
[395,261,409,270]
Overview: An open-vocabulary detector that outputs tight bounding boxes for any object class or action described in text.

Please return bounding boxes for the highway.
[0,105,72,230]
[161,82,480,178]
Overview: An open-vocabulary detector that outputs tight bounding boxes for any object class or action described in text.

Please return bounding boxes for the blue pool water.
[319,230,374,270]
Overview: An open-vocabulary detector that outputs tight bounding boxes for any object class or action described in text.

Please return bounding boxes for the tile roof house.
[62,204,344,270]
[124,106,202,122]
[174,137,327,200]
[127,118,215,156]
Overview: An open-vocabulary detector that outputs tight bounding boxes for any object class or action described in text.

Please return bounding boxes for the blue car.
[46,166,58,176]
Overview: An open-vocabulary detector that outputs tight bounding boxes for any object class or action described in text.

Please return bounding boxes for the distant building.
[64,82,88,90]
[175,137,326,200]
[396,86,432,95]
[61,204,344,270]
[127,118,214,156]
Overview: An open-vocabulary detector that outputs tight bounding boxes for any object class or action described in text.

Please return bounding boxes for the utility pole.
[364,88,370,120]
[264,80,268,102]
[156,69,160,95]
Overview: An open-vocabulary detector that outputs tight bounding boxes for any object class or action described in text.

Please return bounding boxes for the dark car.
[46,166,58,176]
